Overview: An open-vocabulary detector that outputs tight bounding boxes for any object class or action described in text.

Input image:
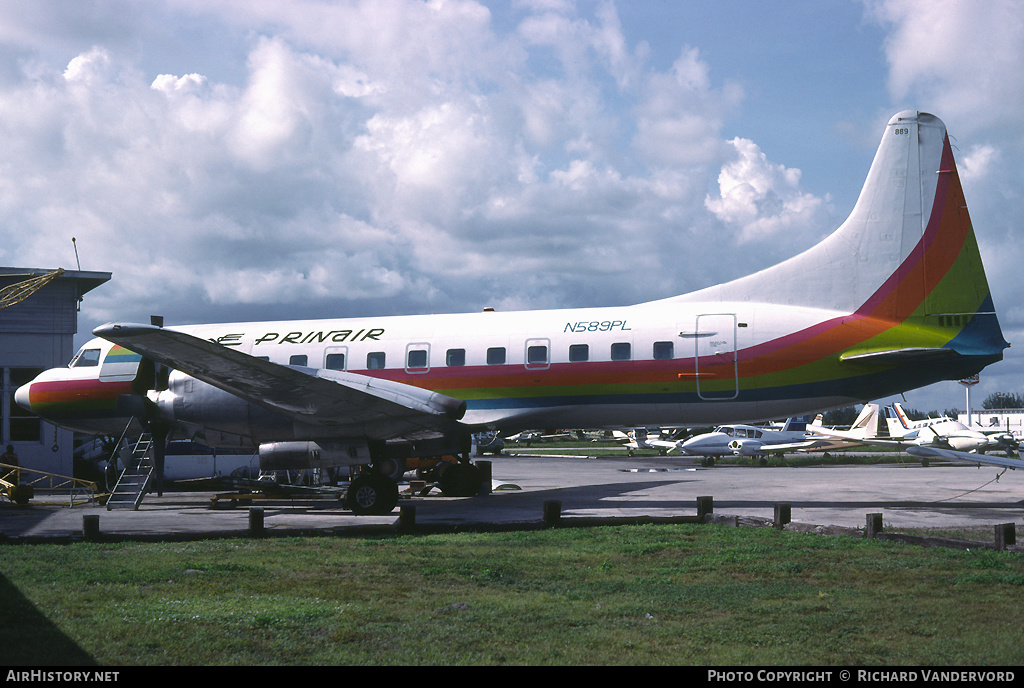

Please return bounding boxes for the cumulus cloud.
[959,144,999,184]
[633,46,743,167]
[865,0,1024,132]
[62,46,111,83]
[705,138,827,244]
[0,0,828,328]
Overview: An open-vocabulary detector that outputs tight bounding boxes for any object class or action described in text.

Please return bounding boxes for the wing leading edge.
[93,322,467,440]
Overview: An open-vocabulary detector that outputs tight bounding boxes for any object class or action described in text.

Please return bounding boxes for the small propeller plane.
[651,407,880,464]
[611,427,680,456]
[884,402,1018,454]
[16,111,1009,513]
[650,416,817,464]
[814,402,1024,470]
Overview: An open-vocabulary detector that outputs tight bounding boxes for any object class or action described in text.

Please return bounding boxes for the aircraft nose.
[14,382,33,413]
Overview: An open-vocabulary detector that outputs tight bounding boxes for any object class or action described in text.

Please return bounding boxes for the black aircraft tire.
[439,463,483,497]
[346,474,399,515]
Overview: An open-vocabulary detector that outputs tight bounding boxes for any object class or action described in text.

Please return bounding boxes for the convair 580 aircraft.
[16,112,1009,513]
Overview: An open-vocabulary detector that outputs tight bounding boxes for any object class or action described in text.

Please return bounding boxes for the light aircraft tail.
[885,402,913,436]
[850,403,884,439]
[780,416,809,432]
[669,111,1007,373]
[807,403,883,443]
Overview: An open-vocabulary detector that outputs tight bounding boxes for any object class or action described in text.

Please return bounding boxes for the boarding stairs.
[106,433,155,511]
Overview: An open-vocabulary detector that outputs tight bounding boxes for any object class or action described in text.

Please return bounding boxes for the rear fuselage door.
[693,313,738,400]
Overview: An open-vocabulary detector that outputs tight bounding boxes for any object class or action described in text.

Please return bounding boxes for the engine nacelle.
[152,370,295,442]
[259,441,373,470]
[728,439,765,456]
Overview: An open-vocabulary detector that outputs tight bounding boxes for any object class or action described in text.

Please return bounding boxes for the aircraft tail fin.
[781,415,809,432]
[670,111,1007,371]
[850,403,882,437]
[885,403,913,437]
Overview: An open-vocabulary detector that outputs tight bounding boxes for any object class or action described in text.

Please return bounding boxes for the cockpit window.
[70,348,102,367]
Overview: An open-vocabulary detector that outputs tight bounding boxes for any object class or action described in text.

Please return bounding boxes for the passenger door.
[692,314,738,400]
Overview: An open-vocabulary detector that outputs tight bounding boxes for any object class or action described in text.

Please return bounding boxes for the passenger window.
[569,344,589,362]
[526,339,550,369]
[367,352,386,369]
[325,353,346,370]
[653,341,673,360]
[611,342,631,361]
[487,347,506,365]
[71,348,101,367]
[407,349,428,369]
[289,355,307,366]
[527,345,547,364]
[446,349,466,366]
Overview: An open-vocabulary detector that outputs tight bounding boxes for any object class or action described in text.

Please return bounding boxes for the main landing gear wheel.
[438,462,484,497]
[346,472,399,515]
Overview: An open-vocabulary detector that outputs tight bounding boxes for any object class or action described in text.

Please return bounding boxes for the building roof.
[0,266,111,297]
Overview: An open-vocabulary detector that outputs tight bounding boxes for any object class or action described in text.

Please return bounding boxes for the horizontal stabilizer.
[839,348,959,365]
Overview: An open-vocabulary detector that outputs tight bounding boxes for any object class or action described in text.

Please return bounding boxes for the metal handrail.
[1,462,98,506]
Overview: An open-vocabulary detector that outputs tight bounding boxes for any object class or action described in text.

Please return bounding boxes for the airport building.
[1,266,111,477]
[959,409,1024,438]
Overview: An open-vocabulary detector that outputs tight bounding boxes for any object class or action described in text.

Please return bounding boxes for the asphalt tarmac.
[3,452,1024,544]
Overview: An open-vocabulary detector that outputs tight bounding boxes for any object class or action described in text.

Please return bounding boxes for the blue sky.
[2,0,1023,417]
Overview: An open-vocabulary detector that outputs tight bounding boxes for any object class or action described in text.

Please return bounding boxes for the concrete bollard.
[866,513,883,539]
[773,503,791,529]
[995,523,1016,551]
[83,514,100,541]
[543,500,561,527]
[249,507,265,536]
[697,496,713,520]
[477,460,492,496]
[399,505,416,533]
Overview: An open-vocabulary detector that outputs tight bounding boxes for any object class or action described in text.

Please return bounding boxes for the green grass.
[2,524,1023,665]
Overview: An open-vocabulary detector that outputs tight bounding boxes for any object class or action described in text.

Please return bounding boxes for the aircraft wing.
[811,434,912,451]
[93,323,467,440]
[760,438,867,453]
[905,445,1023,470]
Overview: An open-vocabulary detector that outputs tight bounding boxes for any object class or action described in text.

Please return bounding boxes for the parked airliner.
[16,111,1008,513]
